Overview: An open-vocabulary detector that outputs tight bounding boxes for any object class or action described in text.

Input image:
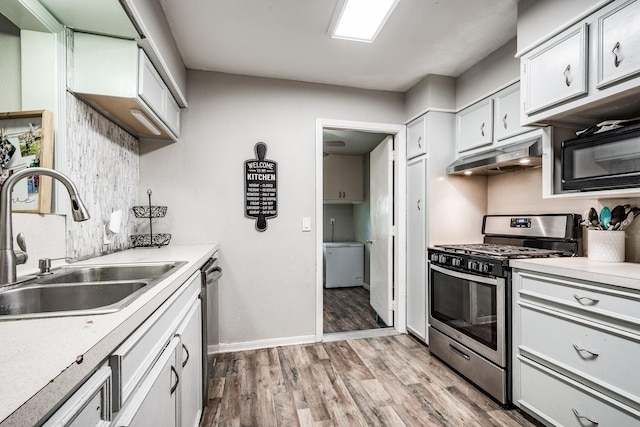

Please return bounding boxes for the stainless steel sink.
[37,262,182,284]
[0,261,187,320]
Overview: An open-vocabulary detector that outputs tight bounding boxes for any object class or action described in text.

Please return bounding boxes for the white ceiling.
[158,0,518,92]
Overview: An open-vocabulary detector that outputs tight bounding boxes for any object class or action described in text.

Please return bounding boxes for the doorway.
[315,119,406,341]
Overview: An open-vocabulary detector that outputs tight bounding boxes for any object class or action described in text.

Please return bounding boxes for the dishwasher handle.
[206,266,223,284]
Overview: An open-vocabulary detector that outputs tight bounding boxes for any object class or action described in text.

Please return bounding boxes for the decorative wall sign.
[244,142,277,231]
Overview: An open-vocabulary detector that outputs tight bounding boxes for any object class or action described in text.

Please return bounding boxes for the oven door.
[428,264,505,367]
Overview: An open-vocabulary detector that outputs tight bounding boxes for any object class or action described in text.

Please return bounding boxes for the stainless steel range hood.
[447,136,543,175]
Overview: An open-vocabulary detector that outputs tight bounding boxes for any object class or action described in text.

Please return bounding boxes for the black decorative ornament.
[244,142,277,231]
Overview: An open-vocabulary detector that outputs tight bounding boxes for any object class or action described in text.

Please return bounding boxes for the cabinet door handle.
[573,294,599,305]
[503,114,508,129]
[417,136,422,149]
[480,122,485,137]
[572,408,599,425]
[612,41,621,67]
[564,64,572,86]
[572,344,599,358]
[182,343,190,368]
[170,365,180,395]
[417,199,421,211]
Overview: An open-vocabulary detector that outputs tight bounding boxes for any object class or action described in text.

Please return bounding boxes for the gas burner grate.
[434,243,563,258]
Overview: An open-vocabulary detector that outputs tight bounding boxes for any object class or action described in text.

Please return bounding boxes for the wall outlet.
[330,218,335,224]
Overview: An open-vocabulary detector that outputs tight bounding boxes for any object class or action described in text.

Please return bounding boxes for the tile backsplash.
[65,94,139,260]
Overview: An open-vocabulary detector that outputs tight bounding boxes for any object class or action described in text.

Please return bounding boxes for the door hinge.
[390,225,395,235]
[391,150,396,161]
[392,299,397,311]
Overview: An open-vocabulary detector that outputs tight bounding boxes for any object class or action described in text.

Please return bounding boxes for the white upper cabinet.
[597,0,640,87]
[456,82,533,157]
[494,83,530,142]
[520,0,640,127]
[456,98,493,153]
[70,32,181,141]
[406,116,427,159]
[522,24,588,115]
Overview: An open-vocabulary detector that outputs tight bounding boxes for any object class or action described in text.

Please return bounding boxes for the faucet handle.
[15,233,28,265]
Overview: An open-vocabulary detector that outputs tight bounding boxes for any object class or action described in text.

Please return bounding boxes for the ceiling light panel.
[330,0,399,43]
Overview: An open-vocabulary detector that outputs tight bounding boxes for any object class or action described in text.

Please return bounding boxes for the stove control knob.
[438,254,448,264]
[468,261,478,271]
[451,257,462,267]
[481,263,490,273]
[430,253,439,262]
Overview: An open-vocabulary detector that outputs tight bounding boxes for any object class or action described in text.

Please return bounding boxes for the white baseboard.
[210,334,317,354]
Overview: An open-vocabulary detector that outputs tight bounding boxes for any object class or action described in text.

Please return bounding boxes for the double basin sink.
[0,261,187,320]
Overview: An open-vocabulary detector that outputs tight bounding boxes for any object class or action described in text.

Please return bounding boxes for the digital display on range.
[510,217,531,228]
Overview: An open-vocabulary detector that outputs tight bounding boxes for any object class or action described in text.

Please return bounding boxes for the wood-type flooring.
[323,286,382,333]
[200,334,541,427]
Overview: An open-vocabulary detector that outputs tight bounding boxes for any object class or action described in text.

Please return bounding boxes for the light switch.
[302,217,311,232]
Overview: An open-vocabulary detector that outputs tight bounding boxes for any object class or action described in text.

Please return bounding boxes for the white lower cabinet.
[111,271,202,427]
[175,301,203,427]
[43,366,112,427]
[513,270,640,426]
[112,338,180,427]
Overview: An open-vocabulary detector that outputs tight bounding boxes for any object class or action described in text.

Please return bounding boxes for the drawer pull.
[572,408,599,425]
[572,344,599,358]
[573,294,599,305]
[449,344,470,361]
[564,64,572,86]
[612,41,621,68]
[182,343,190,367]
[170,365,180,395]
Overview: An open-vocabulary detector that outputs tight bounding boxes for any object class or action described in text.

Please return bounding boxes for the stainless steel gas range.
[427,214,581,405]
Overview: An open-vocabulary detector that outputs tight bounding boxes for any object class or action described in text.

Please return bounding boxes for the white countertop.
[0,244,218,427]
[510,257,640,291]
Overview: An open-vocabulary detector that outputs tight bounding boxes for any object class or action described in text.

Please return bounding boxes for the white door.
[369,136,394,326]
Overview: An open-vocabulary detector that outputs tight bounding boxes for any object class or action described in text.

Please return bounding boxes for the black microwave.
[561,122,640,191]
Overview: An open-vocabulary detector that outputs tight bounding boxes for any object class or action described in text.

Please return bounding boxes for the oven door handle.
[429,264,502,286]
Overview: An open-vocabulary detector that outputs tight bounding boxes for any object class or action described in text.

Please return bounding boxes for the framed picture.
[0,110,54,214]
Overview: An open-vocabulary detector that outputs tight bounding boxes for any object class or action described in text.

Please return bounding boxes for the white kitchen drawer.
[518,271,640,330]
[523,24,588,115]
[519,302,640,407]
[518,357,640,427]
[138,50,166,119]
[110,271,200,411]
[43,366,111,427]
[406,115,426,159]
[597,0,640,88]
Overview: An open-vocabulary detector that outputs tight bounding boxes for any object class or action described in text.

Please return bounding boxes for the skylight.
[330,0,399,43]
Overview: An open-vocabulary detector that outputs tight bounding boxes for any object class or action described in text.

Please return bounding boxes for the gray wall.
[517,0,603,53]
[455,38,519,109]
[322,204,355,242]
[139,71,404,347]
[353,154,371,286]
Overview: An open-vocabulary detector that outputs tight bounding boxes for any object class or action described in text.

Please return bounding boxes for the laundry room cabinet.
[323,154,363,202]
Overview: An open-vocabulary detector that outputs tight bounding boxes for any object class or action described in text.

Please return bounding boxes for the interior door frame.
[315,118,406,341]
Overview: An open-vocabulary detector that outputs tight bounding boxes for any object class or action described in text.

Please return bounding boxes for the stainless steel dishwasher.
[200,255,223,403]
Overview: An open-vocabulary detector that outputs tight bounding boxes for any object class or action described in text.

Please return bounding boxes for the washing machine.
[323,242,364,288]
